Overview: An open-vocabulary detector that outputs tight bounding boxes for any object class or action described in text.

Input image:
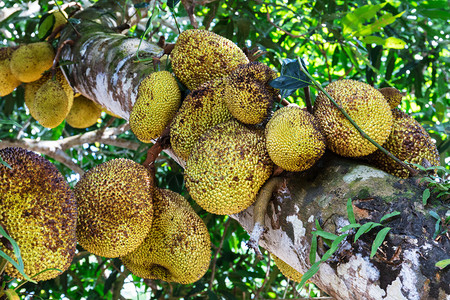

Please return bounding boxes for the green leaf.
[435,259,450,269]
[423,188,431,205]
[167,0,181,9]
[354,12,404,37]
[312,230,339,241]
[342,3,387,35]
[134,2,149,8]
[309,234,317,265]
[363,36,406,49]
[380,211,401,223]
[269,58,311,99]
[429,211,441,220]
[38,13,55,40]
[354,222,381,242]
[420,9,450,19]
[339,223,361,233]
[322,234,349,262]
[298,261,320,289]
[347,198,356,224]
[0,156,11,169]
[370,227,391,258]
[0,119,23,127]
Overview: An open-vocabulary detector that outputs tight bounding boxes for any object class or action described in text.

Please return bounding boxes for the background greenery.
[0,0,448,299]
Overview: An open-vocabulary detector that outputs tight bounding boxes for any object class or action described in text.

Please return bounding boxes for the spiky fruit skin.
[313,79,393,157]
[121,188,211,284]
[185,119,273,215]
[9,42,55,83]
[170,78,233,161]
[74,158,153,258]
[378,87,403,109]
[0,48,21,96]
[272,255,304,283]
[33,80,70,128]
[130,71,181,142]
[25,70,74,120]
[171,29,249,90]
[265,105,326,172]
[366,108,440,178]
[66,95,102,128]
[0,147,77,281]
[224,62,279,125]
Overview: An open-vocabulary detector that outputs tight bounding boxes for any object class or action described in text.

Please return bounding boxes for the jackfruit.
[66,95,102,128]
[272,255,304,283]
[0,48,21,96]
[46,9,68,39]
[265,105,326,172]
[185,119,273,215]
[224,62,279,125]
[366,108,440,178]
[130,71,181,143]
[25,69,73,120]
[313,79,393,157]
[378,87,403,109]
[0,147,77,281]
[33,79,70,128]
[121,188,210,284]
[170,78,233,161]
[74,158,153,258]
[9,42,55,83]
[171,29,249,90]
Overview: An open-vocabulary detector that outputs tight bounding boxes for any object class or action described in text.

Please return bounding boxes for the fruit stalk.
[297,57,418,176]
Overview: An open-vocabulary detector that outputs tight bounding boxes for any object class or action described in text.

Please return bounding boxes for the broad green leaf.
[384,37,406,49]
[342,3,387,35]
[420,9,450,19]
[339,223,361,233]
[310,234,317,265]
[429,211,441,220]
[312,230,339,241]
[347,198,356,224]
[435,259,450,269]
[354,222,381,242]
[422,188,431,205]
[38,13,55,40]
[167,0,181,9]
[354,12,404,37]
[380,211,401,223]
[370,227,391,258]
[269,58,311,99]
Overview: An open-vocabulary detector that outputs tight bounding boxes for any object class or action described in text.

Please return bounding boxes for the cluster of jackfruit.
[0,147,77,282]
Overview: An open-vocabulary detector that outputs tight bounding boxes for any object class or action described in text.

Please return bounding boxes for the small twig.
[265,4,306,38]
[209,218,232,290]
[303,86,312,114]
[297,57,418,176]
[141,127,171,168]
[181,0,199,29]
[254,253,272,299]
[51,39,75,75]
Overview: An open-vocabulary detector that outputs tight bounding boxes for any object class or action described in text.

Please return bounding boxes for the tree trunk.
[59,2,450,299]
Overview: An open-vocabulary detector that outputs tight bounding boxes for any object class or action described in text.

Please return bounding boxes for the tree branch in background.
[181,0,199,29]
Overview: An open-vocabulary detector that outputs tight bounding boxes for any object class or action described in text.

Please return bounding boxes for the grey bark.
[58,1,450,299]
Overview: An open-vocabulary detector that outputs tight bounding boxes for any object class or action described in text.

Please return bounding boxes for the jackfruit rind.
[185,119,274,215]
[0,147,77,282]
[171,29,249,90]
[378,87,403,109]
[0,48,21,96]
[130,71,181,143]
[66,95,102,128]
[265,105,326,172]
[25,70,74,120]
[74,158,153,258]
[33,79,70,128]
[9,42,55,83]
[366,108,440,178]
[170,78,233,161]
[121,188,211,284]
[313,79,393,157]
[272,255,304,283]
[224,62,279,125]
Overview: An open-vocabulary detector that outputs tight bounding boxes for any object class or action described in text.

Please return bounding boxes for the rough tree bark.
[16,1,450,299]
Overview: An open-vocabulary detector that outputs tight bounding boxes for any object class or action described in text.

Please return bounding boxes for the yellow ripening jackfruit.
[121,188,211,284]
[366,108,440,178]
[313,79,393,157]
[272,255,304,283]
[0,48,21,96]
[170,78,233,161]
[265,105,326,172]
[185,119,273,215]
[33,79,70,128]
[25,69,74,120]
[224,62,279,125]
[378,87,403,109]
[130,71,181,143]
[0,147,77,282]
[171,29,249,90]
[9,42,55,83]
[46,9,68,39]
[74,158,153,258]
[66,95,102,128]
